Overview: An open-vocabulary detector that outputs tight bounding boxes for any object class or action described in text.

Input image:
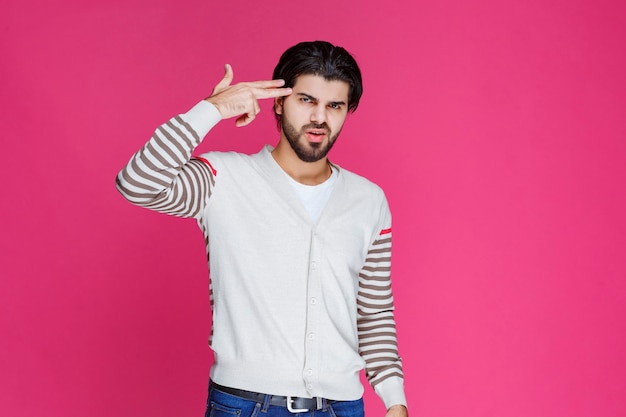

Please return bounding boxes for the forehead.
[292,74,350,102]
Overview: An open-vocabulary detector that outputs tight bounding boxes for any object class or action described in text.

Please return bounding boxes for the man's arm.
[115,100,221,218]
[357,200,408,415]
[115,65,291,217]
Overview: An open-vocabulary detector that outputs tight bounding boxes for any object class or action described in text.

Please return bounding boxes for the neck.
[271,139,331,185]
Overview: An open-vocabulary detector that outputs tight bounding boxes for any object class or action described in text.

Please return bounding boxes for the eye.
[301,97,311,103]
[329,103,341,109]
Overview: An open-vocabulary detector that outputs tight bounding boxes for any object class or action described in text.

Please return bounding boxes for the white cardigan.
[116,101,406,408]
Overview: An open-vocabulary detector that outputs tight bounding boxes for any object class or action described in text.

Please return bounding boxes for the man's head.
[272,41,363,125]
[272,41,362,163]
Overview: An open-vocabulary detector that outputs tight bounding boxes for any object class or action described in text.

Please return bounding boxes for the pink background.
[1,0,625,416]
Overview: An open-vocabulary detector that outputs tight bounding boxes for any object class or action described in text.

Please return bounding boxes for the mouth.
[305,129,327,143]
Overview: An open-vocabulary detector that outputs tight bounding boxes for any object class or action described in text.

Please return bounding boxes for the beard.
[281,116,341,163]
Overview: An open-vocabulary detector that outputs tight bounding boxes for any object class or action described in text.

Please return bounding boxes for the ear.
[274,97,284,115]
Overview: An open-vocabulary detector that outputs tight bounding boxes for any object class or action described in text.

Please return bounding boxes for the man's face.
[275,74,350,163]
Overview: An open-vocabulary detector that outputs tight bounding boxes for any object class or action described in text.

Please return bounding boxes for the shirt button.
[311,261,317,269]
[310,298,317,305]
[307,384,313,390]
[307,369,313,376]
[308,333,315,340]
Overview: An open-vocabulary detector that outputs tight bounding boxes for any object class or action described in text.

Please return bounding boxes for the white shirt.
[283,165,338,223]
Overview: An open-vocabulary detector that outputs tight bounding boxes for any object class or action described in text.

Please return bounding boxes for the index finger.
[253,86,293,99]
[245,78,286,88]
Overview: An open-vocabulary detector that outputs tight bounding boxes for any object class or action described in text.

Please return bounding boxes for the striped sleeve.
[115,101,221,218]
[357,200,407,408]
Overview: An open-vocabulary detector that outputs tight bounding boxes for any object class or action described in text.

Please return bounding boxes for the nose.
[310,104,326,124]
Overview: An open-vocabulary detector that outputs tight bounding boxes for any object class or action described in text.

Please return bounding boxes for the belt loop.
[320,398,329,412]
[261,393,271,413]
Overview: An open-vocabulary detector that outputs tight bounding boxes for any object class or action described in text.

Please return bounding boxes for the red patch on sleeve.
[194,156,217,176]
[380,228,392,235]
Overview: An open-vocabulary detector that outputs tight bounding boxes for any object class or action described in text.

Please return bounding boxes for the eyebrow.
[297,93,318,101]
[297,93,347,107]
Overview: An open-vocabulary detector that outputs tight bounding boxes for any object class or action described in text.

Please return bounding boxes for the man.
[116,41,408,417]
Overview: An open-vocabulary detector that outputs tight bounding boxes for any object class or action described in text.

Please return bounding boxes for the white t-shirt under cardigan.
[116,100,407,408]
[284,164,338,223]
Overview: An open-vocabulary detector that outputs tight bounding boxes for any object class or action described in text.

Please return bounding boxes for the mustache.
[302,123,330,133]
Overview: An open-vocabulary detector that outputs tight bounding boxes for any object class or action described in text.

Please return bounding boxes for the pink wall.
[2,0,625,416]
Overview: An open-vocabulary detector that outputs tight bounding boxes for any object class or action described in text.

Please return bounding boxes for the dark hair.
[272,41,363,122]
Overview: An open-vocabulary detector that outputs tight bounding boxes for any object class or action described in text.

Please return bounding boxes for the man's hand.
[205,64,292,127]
[385,404,408,417]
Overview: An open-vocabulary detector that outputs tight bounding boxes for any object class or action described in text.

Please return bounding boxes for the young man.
[116,41,408,417]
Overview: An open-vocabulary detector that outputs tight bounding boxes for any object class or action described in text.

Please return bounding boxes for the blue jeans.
[205,384,364,417]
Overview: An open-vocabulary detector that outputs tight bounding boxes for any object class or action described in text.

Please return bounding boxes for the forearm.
[357,223,407,408]
[115,101,221,218]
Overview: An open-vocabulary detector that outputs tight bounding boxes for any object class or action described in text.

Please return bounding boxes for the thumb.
[212,64,234,95]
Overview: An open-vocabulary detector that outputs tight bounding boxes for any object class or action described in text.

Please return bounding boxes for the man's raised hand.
[205,64,292,127]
